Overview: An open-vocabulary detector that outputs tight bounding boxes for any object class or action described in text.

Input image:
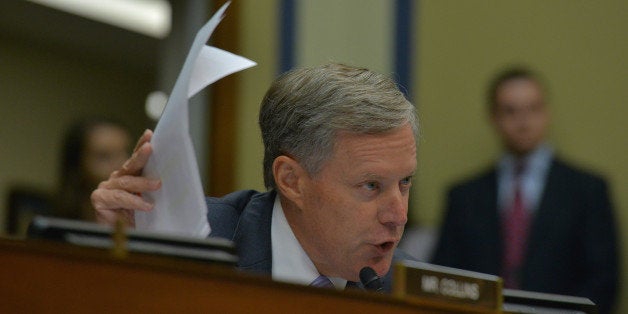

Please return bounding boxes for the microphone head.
[359,266,384,292]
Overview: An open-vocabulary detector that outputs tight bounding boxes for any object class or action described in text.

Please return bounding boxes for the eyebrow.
[358,170,416,181]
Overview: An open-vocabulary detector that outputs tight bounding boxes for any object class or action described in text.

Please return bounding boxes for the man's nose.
[378,188,408,228]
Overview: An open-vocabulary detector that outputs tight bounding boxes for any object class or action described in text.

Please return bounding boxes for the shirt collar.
[498,143,553,175]
[271,195,347,289]
[496,143,554,212]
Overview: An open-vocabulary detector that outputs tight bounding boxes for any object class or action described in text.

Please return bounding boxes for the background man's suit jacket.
[431,158,619,314]
[206,189,413,292]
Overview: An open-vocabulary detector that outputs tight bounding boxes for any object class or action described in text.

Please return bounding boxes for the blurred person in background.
[431,67,619,313]
[53,117,132,221]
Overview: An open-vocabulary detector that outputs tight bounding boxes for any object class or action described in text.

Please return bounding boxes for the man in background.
[91,63,418,291]
[431,67,619,313]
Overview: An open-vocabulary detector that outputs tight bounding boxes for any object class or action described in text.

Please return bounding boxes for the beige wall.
[298,0,393,73]
[0,36,153,231]
[234,0,279,191]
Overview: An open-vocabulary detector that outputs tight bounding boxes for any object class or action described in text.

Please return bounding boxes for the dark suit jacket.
[206,189,413,292]
[431,158,619,314]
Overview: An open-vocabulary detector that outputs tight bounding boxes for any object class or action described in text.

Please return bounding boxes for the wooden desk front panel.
[0,239,490,314]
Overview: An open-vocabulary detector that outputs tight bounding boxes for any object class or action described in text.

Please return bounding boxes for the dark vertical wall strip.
[279,0,296,74]
[394,0,414,101]
[395,0,417,224]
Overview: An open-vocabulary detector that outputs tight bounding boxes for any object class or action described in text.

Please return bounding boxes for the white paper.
[189,46,256,98]
[134,1,256,237]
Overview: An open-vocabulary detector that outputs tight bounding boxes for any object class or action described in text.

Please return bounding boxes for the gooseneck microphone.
[359,266,384,293]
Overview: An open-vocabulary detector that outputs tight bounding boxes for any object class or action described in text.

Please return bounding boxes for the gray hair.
[259,63,418,189]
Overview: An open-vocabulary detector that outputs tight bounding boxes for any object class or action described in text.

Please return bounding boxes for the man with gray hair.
[91,63,418,291]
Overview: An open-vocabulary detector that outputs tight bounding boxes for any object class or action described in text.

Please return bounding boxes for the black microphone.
[359,266,384,293]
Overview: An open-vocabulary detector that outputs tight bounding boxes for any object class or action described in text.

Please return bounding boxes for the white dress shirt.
[497,143,553,213]
[271,195,347,289]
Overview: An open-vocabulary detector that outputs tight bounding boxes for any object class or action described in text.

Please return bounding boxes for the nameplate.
[393,260,502,311]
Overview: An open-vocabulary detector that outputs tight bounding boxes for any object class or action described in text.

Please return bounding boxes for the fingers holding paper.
[121,129,154,176]
[91,129,162,226]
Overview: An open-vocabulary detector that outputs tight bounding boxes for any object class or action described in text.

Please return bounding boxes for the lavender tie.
[310,275,334,288]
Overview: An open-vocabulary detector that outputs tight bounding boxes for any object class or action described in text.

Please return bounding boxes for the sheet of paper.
[135,1,256,237]
[189,46,256,98]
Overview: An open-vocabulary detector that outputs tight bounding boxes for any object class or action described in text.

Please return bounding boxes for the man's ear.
[273,155,307,208]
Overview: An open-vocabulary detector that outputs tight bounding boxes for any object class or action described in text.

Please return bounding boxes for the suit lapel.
[482,169,503,274]
[523,159,559,266]
[232,191,276,274]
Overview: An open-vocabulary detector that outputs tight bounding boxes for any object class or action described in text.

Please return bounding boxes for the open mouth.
[376,241,395,253]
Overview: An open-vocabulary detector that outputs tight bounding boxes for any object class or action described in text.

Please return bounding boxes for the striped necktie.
[310,275,334,288]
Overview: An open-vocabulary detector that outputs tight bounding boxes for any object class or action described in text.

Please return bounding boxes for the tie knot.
[310,275,334,288]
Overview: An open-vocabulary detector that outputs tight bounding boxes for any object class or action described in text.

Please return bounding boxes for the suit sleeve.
[578,178,619,314]
[206,190,260,240]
